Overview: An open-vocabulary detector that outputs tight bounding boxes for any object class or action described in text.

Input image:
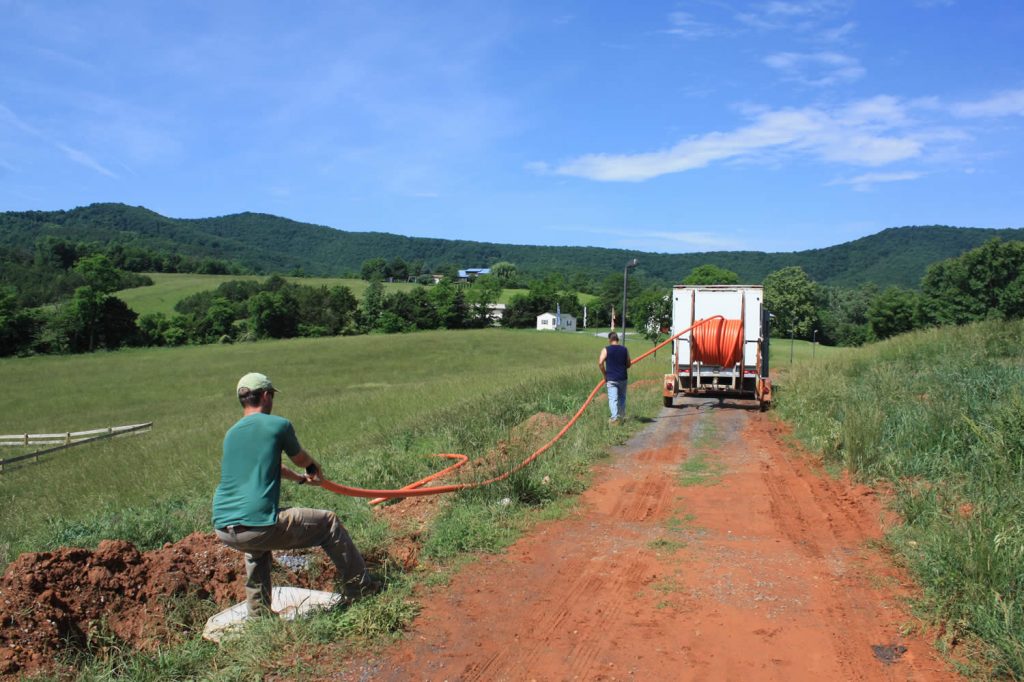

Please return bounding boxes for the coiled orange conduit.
[691,318,744,367]
[318,315,729,502]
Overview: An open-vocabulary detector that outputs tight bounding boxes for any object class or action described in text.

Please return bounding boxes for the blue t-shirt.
[604,344,630,382]
[212,413,301,529]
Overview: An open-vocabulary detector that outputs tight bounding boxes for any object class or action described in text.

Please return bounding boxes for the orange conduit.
[318,315,726,502]
[691,318,744,367]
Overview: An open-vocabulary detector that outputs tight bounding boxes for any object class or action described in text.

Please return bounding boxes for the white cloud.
[763,2,820,16]
[640,230,741,250]
[736,0,850,31]
[55,142,117,177]
[952,89,1024,118]
[829,171,923,191]
[0,102,117,177]
[550,97,926,182]
[664,11,721,39]
[563,225,740,251]
[763,51,865,86]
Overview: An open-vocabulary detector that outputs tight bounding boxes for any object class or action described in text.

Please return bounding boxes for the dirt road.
[342,399,961,681]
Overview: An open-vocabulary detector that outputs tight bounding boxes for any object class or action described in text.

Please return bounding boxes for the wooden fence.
[0,422,153,471]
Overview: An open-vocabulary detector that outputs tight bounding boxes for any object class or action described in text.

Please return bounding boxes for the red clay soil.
[0,531,342,678]
[337,399,964,681]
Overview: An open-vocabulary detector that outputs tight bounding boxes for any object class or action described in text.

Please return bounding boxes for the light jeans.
[216,507,369,616]
[606,380,628,421]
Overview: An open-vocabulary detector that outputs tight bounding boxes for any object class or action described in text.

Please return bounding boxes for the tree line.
[5,203,1023,291]
[2,237,1022,358]
[762,238,1024,345]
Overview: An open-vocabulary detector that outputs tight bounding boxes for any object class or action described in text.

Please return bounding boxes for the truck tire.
[663,396,673,408]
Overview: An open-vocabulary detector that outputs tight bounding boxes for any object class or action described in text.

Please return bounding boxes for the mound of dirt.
[0,532,308,677]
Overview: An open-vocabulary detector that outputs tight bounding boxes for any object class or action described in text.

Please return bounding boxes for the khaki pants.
[216,507,368,616]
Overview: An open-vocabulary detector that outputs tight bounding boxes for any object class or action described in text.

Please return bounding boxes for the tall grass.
[776,320,1024,678]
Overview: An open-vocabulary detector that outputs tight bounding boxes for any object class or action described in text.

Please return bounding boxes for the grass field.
[776,319,1024,678]
[114,272,594,316]
[0,328,669,564]
[2,326,675,678]
[114,273,423,316]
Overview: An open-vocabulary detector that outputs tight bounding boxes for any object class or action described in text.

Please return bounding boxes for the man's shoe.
[339,575,384,605]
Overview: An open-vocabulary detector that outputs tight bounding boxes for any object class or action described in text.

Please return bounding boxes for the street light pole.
[622,258,639,346]
[813,329,818,358]
[790,328,794,364]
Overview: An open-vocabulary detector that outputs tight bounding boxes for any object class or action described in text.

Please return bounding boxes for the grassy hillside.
[776,320,1024,677]
[5,203,1023,288]
[114,273,582,316]
[115,273,422,316]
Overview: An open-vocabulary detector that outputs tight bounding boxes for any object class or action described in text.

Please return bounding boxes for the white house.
[486,303,506,324]
[536,312,577,332]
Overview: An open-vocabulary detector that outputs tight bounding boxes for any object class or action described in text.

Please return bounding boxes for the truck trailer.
[662,285,772,411]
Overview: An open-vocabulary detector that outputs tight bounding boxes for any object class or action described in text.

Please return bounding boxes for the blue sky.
[1,1,1022,253]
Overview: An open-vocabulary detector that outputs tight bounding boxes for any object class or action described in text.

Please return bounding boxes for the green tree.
[196,298,237,342]
[465,275,503,327]
[490,261,518,286]
[387,257,409,281]
[0,286,39,356]
[817,283,878,347]
[763,267,819,339]
[248,291,298,339]
[683,264,740,285]
[868,287,922,340]
[360,279,385,331]
[137,312,171,346]
[360,258,388,281]
[73,253,122,294]
[33,236,83,270]
[631,286,671,348]
[921,239,1024,325]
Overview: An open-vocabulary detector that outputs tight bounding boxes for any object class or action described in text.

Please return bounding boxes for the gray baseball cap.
[236,372,278,395]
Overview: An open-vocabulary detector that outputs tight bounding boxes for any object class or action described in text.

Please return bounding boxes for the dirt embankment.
[0,533,241,676]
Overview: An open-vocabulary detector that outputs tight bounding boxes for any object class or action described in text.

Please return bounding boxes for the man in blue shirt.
[213,372,377,617]
[598,332,632,424]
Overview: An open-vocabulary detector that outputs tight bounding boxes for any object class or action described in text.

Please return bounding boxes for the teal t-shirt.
[212,413,301,529]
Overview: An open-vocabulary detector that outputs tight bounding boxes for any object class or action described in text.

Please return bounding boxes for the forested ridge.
[3,203,1021,288]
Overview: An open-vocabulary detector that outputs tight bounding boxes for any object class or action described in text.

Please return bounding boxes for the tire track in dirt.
[336,399,962,682]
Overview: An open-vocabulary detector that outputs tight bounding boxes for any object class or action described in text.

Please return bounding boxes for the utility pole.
[622,258,639,346]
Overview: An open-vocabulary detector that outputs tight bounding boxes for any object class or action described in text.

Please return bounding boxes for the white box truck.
[662,285,772,410]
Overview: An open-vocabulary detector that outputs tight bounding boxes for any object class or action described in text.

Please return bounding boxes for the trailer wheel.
[759,399,770,412]
[663,396,673,408]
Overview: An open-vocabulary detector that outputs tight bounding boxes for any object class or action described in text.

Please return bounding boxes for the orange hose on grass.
[318,316,726,502]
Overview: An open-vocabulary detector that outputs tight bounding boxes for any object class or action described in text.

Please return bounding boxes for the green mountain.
[2,203,1021,289]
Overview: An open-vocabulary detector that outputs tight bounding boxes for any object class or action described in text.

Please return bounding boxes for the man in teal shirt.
[213,372,376,617]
